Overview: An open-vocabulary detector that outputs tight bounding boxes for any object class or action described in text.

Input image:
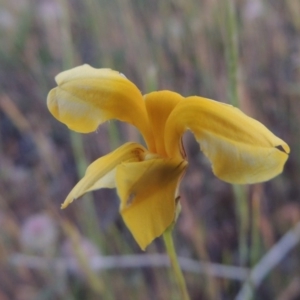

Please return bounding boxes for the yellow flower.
[47,64,290,250]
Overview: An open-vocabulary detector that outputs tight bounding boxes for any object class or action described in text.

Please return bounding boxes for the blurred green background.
[0,0,299,299]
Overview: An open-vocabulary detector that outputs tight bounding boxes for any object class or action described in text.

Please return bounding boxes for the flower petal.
[116,157,187,250]
[47,65,154,150]
[144,91,183,156]
[165,97,289,184]
[61,143,146,209]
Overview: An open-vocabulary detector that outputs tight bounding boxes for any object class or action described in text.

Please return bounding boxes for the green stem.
[163,227,190,300]
[224,0,239,107]
[223,0,250,267]
[233,185,249,266]
[59,0,106,252]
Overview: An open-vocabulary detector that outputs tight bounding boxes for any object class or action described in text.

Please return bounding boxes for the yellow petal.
[116,157,187,250]
[144,91,183,156]
[61,143,146,209]
[165,97,289,184]
[47,65,154,150]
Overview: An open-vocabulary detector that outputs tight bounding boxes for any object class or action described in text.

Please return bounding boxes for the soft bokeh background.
[0,0,299,299]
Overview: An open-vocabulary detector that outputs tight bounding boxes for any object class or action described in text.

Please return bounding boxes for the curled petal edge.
[61,142,147,209]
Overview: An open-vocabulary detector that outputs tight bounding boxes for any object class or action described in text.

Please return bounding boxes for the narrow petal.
[47,65,154,150]
[116,157,187,250]
[165,97,289,184]
[144,91,183,156]
[61,143,146,209]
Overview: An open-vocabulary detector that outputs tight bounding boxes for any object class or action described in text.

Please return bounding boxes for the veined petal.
[61,143,146,209]
[116,157,187,250]
[47,65,154,150]
[144,91,184,156]
[165,97,289,184]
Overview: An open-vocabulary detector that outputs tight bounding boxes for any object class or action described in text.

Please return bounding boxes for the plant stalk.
[163,227,190,300]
